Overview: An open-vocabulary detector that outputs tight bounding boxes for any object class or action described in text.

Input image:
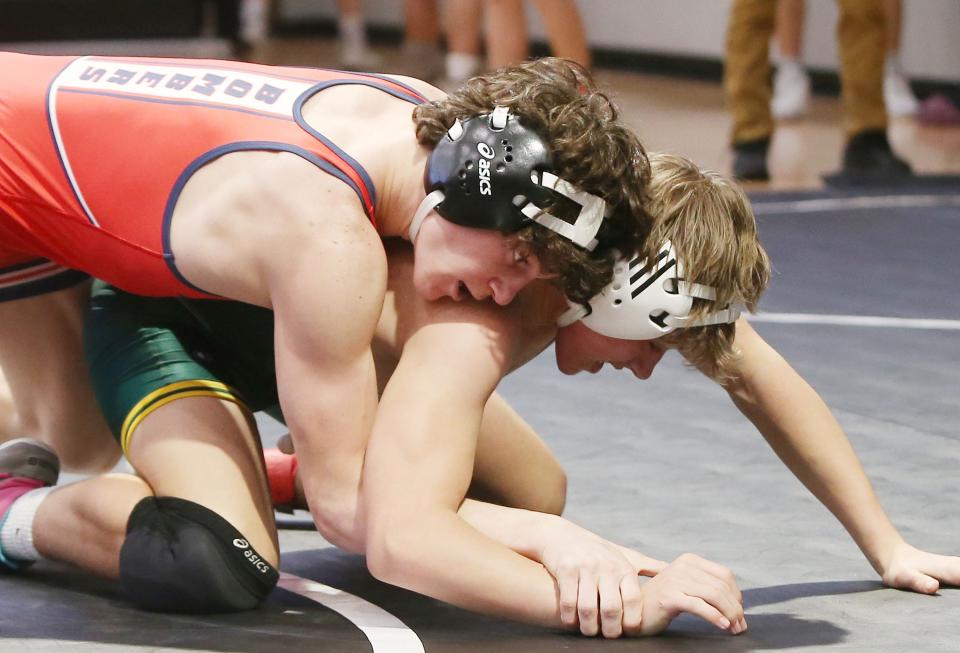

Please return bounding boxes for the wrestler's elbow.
[364,508,426,586]
[364,526,405,585]
[307,490,366,554]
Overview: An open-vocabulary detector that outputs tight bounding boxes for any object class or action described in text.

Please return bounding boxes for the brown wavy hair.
[641,153,770,380]
[413,57,651,304]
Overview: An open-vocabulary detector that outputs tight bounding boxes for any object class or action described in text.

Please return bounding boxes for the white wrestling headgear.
[556,241,742,340]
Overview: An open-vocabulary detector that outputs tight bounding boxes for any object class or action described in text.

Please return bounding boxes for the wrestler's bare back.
[167,77,444,307]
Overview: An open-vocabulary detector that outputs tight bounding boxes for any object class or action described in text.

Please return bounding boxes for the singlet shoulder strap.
[292,72,430,224]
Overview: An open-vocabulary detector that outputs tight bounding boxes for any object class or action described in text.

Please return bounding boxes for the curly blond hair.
[640,153,770,380]
[413,57,651,304]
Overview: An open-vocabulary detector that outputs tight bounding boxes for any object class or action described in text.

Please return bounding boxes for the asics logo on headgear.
[476,142,495,196]
[233,538,249,549]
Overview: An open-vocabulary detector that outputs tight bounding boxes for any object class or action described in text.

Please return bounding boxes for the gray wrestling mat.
[2,187,958,651]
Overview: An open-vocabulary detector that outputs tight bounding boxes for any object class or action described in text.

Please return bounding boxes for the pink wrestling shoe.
[0,438,59,570]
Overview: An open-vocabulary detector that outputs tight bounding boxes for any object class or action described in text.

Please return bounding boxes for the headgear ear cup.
[557,241,742,340]
[410,107,609,250]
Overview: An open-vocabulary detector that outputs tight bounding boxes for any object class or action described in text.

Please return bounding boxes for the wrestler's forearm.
[457,498,563,561]
[368,505,565,628]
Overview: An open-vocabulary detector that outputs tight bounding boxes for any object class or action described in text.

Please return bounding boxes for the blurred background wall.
[280,0,960,83]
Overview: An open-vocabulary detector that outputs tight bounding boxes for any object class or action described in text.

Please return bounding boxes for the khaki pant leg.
[725,0,777,143]
[836,0,888,137]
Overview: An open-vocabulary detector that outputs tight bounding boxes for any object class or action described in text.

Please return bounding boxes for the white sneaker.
[884,69,919,117]
[771,61,810,119]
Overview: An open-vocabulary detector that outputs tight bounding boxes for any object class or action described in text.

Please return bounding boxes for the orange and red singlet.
[0,52,426,301]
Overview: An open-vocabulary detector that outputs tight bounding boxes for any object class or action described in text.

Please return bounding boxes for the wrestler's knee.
[119,497,278,613]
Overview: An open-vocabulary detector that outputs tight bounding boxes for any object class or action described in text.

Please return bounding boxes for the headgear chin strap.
[410,106,611,249]
[409,189,444,244]
[556,241,742,340]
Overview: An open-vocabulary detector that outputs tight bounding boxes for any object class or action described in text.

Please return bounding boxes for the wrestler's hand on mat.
[540,521,669,638]
[880,540,960,594]
[616,545,668,577]
[636,553,747,637]
[540,521,651,637]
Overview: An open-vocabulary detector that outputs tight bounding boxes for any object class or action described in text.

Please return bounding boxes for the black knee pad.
[119,497,278,613]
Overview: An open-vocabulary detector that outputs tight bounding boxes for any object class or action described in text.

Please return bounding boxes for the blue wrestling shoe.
[0,438,59,570]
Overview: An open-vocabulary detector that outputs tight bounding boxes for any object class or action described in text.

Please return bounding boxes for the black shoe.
[732,137,770,181]
[841,129,912,178]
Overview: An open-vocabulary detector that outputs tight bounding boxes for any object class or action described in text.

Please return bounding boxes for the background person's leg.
[399,0,443,80]
[836,0,910,176]
[337,0,382,70]
[836,0,888,138]
[531,0,590,68]
[483,0,529,70]
[444,0,483,84]
[771,0,810,119]
[880,0,918,117]
[775,0,805,59]
[724,0,777,180]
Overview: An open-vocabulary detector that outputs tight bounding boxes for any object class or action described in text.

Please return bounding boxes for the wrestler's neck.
[521,280,568,326]
[372,142,431,240]
[506,280,568,369]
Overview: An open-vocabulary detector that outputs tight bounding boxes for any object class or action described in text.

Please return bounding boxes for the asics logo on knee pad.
[243,549,272,575]
[232,537,271,574]
[121,498,278,612]
[477,142,495,196]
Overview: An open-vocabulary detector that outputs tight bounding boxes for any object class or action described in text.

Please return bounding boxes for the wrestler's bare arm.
[719,318,960,591]
[267,193,387,553]
[363,303,570,625]
[372,249,567,515]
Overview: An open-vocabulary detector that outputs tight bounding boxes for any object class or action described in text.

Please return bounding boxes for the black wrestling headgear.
[409,107,610,250]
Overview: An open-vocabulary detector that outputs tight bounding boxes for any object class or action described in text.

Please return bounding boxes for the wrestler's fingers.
[676,553,742,603]
[577,573,600,637]
[620,575,644,636]
[556,567,580,629]
[598,574,624,639]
